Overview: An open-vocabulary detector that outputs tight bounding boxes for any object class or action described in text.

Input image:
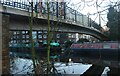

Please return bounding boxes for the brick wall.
[0,13,10,75]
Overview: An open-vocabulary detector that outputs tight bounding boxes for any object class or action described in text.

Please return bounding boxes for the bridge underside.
[0,3,108,40]
[8,13,108,41]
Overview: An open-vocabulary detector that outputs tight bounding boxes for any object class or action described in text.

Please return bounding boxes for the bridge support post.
[0,13,10,75]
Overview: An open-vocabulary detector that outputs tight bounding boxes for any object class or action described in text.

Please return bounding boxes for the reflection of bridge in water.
[68,41,120,67]
[10,46,120,75]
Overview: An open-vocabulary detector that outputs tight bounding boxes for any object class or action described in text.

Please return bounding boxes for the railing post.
[82,15,84,25]
[75,10,77,22]
[56,2,58,18]
[63,2,66,19]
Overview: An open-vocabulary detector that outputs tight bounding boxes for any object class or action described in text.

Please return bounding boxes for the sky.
[67,0,119,27]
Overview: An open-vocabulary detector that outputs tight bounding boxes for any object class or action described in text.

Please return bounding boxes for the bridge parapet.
[0,0,101,31]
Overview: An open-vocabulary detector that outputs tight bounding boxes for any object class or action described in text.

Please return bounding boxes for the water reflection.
[10,51,119,75]
[10,57,112,75]
[101,67,110,76]
[10,57,92,75]
[10,58,33,74]
[71,56,120,75]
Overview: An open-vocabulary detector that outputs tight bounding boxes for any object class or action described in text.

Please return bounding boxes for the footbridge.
[0,1,108,40]
[0,1,109,74]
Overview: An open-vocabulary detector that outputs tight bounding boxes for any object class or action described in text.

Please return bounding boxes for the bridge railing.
[0,0,31,11]
[0,0,101,32]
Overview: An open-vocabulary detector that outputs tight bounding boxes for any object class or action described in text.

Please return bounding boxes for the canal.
[10,51,112,75]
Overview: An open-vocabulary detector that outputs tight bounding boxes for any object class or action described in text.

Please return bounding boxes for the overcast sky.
[67,0,119,26]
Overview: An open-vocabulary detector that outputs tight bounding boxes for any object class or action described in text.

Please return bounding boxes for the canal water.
[10,52,110,75]
[10,57,93,75]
